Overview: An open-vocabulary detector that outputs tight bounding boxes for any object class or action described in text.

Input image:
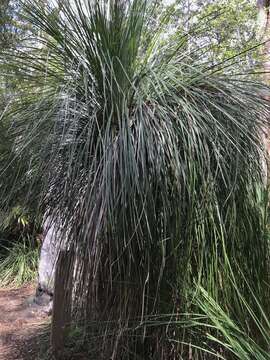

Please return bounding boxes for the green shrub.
[0,235,39,287]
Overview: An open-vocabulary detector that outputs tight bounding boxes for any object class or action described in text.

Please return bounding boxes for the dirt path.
[0,284,49,360]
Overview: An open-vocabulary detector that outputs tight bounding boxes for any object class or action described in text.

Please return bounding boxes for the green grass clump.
[192,284,270,360]
[0,236,39,287]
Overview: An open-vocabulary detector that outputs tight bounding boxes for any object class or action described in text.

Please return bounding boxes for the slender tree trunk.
[37,216,59,295]
[257,7,270,352]
[257,0,270,179]
[258,0,270,82]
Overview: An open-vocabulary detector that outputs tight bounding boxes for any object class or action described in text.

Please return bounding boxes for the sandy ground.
[0,284,49,360]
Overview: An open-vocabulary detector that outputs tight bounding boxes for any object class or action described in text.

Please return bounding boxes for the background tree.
[161,0,258,70]
[0,0,41,287]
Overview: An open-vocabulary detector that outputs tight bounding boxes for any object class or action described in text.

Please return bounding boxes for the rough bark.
[51,249,74,359]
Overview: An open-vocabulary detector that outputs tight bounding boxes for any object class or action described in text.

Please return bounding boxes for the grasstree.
[1,0,270,358]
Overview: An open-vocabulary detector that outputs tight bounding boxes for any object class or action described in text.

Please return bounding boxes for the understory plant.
[0,205,41,287]
[191,279,270,360]
[0,235,39,287]
[1,0,270,358]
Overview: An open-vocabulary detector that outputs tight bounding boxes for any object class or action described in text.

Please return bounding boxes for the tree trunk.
[257,0,270,178]
[36,216,61,298]
[51,249,74,359]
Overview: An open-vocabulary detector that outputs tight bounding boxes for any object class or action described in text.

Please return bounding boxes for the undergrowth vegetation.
[0,205,41,287]
[194,285,270,359]
[0,236,39,287]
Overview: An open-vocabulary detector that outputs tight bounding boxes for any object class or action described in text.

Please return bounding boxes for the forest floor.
[0,284,50,360]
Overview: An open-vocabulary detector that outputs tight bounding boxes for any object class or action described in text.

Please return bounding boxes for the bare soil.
[0,284,49,360]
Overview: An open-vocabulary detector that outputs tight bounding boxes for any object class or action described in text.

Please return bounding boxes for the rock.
[34,292,52,306]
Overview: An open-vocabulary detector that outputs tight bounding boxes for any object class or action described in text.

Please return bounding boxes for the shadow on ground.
[0,284,50,360]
